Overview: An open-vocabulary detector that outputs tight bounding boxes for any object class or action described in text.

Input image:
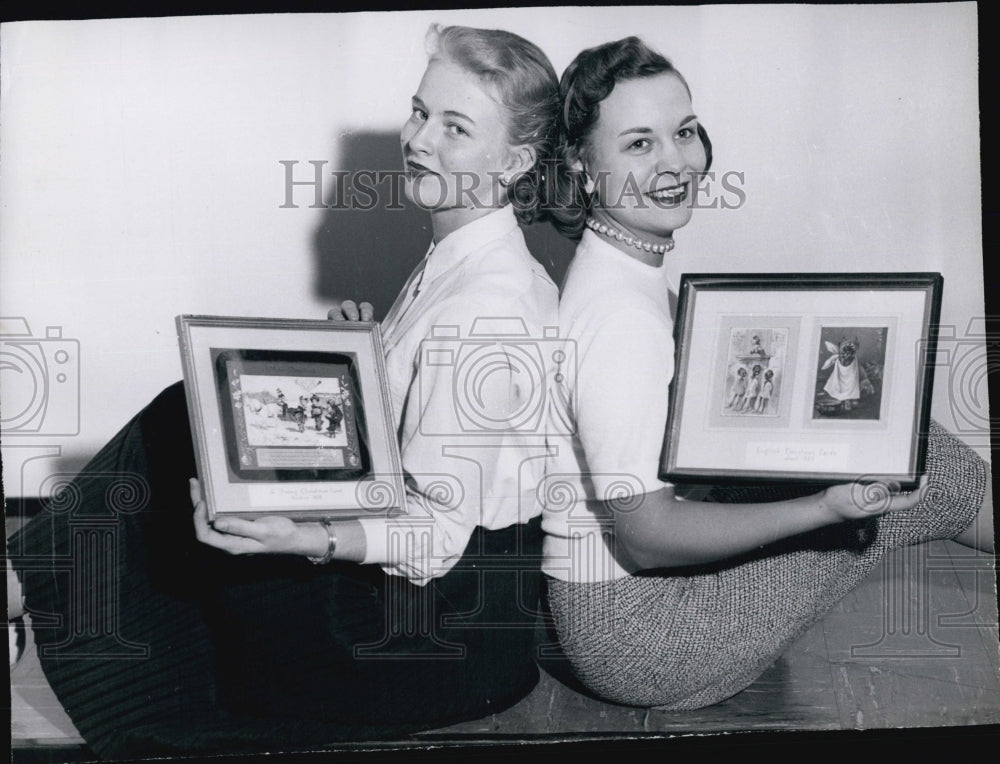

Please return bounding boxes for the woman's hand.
[328,300,374,322]
[818,475,929,522]
[190,478,326,557]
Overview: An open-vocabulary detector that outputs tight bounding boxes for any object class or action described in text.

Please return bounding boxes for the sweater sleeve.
[572,303,675,500]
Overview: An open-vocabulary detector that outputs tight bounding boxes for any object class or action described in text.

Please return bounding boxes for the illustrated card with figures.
[177,315,406,520]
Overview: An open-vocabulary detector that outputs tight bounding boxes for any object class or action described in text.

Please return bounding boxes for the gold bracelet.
[306,518,338,565]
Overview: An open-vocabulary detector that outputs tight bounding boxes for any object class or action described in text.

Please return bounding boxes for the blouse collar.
[422,205,518,286]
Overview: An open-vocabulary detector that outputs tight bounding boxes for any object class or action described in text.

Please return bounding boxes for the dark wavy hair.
[427,24,561,225]
[547,36,713,239]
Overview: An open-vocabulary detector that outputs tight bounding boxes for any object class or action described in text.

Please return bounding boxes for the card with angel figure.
[812,326,889,421]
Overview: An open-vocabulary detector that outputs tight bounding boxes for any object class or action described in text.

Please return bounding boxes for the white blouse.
[357,205,559,585]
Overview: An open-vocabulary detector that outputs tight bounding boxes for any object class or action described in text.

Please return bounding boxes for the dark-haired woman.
[541,36,993,710]
[9,24,562,757]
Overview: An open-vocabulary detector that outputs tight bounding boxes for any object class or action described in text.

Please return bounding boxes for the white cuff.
[356,516,391,566]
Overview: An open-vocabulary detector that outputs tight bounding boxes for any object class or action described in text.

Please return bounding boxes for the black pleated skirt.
[8,382,543,758]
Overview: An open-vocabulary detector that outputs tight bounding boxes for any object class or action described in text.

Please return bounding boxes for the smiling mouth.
[646,180,690,204]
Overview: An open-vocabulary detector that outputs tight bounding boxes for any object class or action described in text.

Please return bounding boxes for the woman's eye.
[411,107,427,121]
[677,126,696,141]
[447,123,468,137]
[628,138,650,151]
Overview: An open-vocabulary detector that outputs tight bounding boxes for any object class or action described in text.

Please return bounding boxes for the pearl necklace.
[585,217,674,254]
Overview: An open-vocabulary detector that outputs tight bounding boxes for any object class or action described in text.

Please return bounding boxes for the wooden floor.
[420,539,1000,738]
[9,539,1000,760]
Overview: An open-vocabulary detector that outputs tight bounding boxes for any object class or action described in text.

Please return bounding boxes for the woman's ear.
[503,144,537,184]
[568,150,596,196]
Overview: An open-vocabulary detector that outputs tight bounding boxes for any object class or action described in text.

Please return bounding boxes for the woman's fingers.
[852,475,929,516]
[341,300,360,321]
[201,530,263,555]
[190,478,212,538]
[825,474,930,521]
[210,516,269,541]
[191,477,265,554]
[885,475,930,513]
[327,300,374,322]
[189,477,203,507]
[192,479,225,546]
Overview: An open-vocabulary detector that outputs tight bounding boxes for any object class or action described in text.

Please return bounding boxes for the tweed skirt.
[546,420,988,710]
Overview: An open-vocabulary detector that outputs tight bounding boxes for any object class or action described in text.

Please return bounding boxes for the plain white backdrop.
[0,4,985,497]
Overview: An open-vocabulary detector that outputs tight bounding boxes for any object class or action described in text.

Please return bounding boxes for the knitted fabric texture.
[546,420,987,709]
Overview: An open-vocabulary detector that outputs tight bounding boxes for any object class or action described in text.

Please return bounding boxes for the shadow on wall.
[311,132,576,318]
[312,132,429,320]
[522,216,575,290]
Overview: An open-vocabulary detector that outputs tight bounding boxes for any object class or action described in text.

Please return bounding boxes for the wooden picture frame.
[659,273,943,489]
[177,315,406,520]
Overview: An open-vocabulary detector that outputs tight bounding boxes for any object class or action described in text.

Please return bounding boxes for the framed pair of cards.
[180,271,943,520]
[177,315,406,521]
[660,273,943,489]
